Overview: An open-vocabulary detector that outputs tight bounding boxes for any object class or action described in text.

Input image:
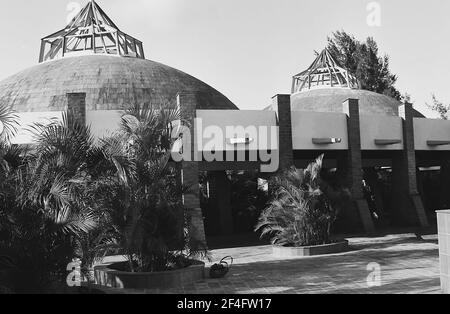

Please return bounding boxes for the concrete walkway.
[99,234,442,294]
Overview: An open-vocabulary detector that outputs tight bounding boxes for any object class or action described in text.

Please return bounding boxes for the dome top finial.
[292,48,358,94]
[39,0,145,63]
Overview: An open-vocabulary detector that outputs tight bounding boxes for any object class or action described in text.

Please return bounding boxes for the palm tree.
[101,102,201,272]
[0,100,206,292]
[0,104,19,177]
[255,155,350,247]
[0,110,128,292]
[0,104,22,292]
[0,104,18,143]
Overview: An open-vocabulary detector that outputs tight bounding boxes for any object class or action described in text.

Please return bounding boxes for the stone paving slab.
[96,234,442,294]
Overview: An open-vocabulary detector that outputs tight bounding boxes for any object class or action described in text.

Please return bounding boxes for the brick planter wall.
[94,261,205,290]
[272,241,349,257]
[437,210,450,294]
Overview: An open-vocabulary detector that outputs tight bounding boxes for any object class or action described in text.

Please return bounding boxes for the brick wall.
[392,103,429,227]
[272,94,294,171]
[178,92,207,247]
[343,99,364,199]
[398,104,419,194]
[342,99,375,234]
[67,93,86,124]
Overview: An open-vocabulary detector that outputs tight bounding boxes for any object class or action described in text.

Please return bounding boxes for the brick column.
[439,153,450,209]
[67,93,86,124]
[392,103,429,227]
[341,99,375,234]
[208,171,233,235]
[177,92,207,248]
[272,94,294,171]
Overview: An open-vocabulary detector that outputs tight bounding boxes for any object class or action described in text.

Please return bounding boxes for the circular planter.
[273,240,349,258]
[94,261,205,290]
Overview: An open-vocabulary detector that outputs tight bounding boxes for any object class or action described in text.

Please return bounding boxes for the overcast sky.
[0,0,449,116]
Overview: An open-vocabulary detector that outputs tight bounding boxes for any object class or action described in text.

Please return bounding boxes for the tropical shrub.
[255,155,350,247]
[230,171,269,234]
[0,111,116,292]
[98,103,208,272]
[0,101,208,292]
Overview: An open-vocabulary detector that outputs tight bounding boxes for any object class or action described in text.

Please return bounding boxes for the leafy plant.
[426,94,450,120]
[230,171,269,234]
[0,111,121,293]
[100,103,208,272]
[255,155,350,247]
[0,101,208,293]
[327,31,401,100]
[0,105,18,143]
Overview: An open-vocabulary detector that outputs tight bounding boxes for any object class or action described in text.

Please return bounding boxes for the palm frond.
[0,104,18,143]
[256,154,341,247]
[46,205,98,235]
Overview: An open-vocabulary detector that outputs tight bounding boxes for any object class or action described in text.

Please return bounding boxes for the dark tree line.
[327,30,402,101]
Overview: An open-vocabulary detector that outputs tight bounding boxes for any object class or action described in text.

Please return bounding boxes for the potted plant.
[255,155,350,257]
[0,101,208,292]
[92,103,208,290]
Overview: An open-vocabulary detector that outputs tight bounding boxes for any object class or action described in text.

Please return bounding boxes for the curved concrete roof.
[0,55,237,112]
[291,88,402,116]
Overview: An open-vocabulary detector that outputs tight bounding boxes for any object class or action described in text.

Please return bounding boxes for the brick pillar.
[392,103,429,227]
[208,171,233,235]
[177,92,207,248]
[173,161,185,247]
[439,153,450,209]
[67,93,86,124]
[365,167,385,218]
[272,94,294,171]
[341,99,375,234]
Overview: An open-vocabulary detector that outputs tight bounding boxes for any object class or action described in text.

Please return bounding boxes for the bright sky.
[0,0,449,116]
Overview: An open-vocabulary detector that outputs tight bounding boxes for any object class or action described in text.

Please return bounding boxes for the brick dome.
[0,55,238,112]
[291,88,400,116]
[291,88,425,118]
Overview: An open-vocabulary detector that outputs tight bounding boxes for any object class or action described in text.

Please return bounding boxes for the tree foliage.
[0,110,125,292]
[327,30,402,100]
[100,103,207,273]
[426,94,450,120]
[0,102,205,292]
[255,155,350,247]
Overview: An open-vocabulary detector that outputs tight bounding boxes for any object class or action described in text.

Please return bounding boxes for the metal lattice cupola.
[292,49,359,94]
[39,0,145,63]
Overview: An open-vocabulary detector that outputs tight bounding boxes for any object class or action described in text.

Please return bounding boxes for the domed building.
[290,48,424,118]
[0,56,237,113]
[284,49,440,234]
[1,1,448,244]
[0,0,236,143]
[292,88,401,116]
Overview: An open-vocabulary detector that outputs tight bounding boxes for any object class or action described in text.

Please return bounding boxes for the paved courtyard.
[100,234,442,294]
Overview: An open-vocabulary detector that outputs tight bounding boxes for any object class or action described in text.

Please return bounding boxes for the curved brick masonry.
[94,261,205,290]
[437,210,450,294]
[272,241,349,258]
[0,56,237,112]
